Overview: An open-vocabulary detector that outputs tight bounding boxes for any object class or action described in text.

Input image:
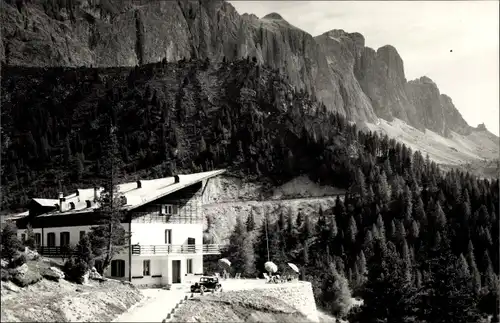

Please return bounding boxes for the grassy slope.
[365,118,499,178]
[1,258,143,322]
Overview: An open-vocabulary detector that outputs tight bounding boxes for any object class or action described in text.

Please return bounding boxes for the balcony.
[131,213,203,224]
[131,244,227,256]
[36,246,76,258]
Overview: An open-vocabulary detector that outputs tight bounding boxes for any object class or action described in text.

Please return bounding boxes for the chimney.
[136,180,142,188]
[174,175,180,183]
[59,193,65,213]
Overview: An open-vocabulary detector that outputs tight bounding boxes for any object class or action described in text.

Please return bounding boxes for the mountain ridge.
[0,0,497,148]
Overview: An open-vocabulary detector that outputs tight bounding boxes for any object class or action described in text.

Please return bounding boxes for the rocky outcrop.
[0,0,494,139]
[0,0,377,122]
[354,44,420,128]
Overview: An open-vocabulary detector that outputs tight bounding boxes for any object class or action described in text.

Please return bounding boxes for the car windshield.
[200,277,209,282]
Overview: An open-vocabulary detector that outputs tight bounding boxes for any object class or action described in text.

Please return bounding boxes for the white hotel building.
[14,169,226,287]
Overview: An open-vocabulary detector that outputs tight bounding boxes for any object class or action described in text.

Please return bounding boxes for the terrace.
[36,244,227,257]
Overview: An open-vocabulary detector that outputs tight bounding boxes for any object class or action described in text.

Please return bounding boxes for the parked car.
[190,276,222,293]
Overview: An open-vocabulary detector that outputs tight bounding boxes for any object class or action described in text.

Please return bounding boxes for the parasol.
[264,261,278,274]
[287,263,299,273]
[218,258,231,269]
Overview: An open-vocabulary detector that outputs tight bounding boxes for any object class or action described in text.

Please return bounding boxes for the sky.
[229,1,499,136]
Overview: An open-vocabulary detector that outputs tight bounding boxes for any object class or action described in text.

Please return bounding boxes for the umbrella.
[218,258,231,269]
[287,263,299,273]
[264,261,278,273]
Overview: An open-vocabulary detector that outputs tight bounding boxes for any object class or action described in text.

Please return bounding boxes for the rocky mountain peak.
[0,0,496,144]
[476,123,487,131]
[262,12,284,20]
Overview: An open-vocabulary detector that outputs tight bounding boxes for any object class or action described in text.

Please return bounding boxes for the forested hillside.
[2,58,499,321]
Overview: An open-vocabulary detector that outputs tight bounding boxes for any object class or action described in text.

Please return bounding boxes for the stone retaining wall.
[248,281,319,322]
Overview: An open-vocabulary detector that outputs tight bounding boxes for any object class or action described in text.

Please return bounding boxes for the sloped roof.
[32,198,59,207]
[35,169,226,218]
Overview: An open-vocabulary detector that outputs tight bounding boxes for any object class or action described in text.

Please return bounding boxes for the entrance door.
[172,260,181,284]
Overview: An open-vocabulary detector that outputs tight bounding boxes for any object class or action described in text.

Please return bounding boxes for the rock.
[42,267,65,281]
[2,281,20,292]
[0,0,494,152]
[49,267,65,279]
[24,248,40,261]
[11,267,42,287]
[10,263,28,276]
[1,259,8,269]
[89,269,102,280]
[81,271,89,285]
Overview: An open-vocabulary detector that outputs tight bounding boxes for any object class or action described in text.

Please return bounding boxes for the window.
[111,260,125,277]
[165,229,172,244]
[161,204,178,215]
[21,234,26,242]
[79,231,86,240]
[143,260,151,276]
[34,233,41,246]
[60,232,70,247]
[47,233,56,247]
[187,259,193,274]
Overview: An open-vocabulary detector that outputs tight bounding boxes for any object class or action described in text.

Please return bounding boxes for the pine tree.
[1,222,21,261]
[466,240,482,295]
[354,240,418,323]
[321,263,353,319]
[226,217,256,277]
[75,233,94,267]
[346,215,358,244]
[24,223,36,249]
[89,123,129,274]
[246,210,255,232]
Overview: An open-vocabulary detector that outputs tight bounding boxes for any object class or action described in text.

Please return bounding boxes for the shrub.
[1,222,21,261]
[1,268,11,281]
[8,254,26,269]
[75,233,94,267]
[63,257,89,284]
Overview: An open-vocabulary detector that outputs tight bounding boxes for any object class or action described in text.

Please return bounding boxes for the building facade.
[15,170,226,287]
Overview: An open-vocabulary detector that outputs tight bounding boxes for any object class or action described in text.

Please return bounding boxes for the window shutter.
[173,205,178,215]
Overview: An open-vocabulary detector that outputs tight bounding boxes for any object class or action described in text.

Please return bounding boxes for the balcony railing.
[131,244,227,255]
[36,244,229,257]
[131,213,203,224]
[36,246,77,258]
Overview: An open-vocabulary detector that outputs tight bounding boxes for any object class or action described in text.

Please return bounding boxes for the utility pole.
[265,215,270,262]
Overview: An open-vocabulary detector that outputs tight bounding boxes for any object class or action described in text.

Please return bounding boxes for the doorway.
[172,260,181,284]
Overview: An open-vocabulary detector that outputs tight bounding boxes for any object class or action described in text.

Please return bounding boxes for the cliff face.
[0,0,491,137]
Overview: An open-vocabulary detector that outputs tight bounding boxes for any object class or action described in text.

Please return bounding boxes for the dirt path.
[203,194,342,208]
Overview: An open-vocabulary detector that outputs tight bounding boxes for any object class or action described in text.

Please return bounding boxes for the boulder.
[10,263,28,276]
[11,267,42,287]
[89,268,102,280]
[49,267,65,279]
[2,281,20,292]
[24,248,40,261]
[42,267,65,282]
[81,271,90,285]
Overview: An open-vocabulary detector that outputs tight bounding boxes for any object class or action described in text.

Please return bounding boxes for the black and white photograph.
[0,0,499,322]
